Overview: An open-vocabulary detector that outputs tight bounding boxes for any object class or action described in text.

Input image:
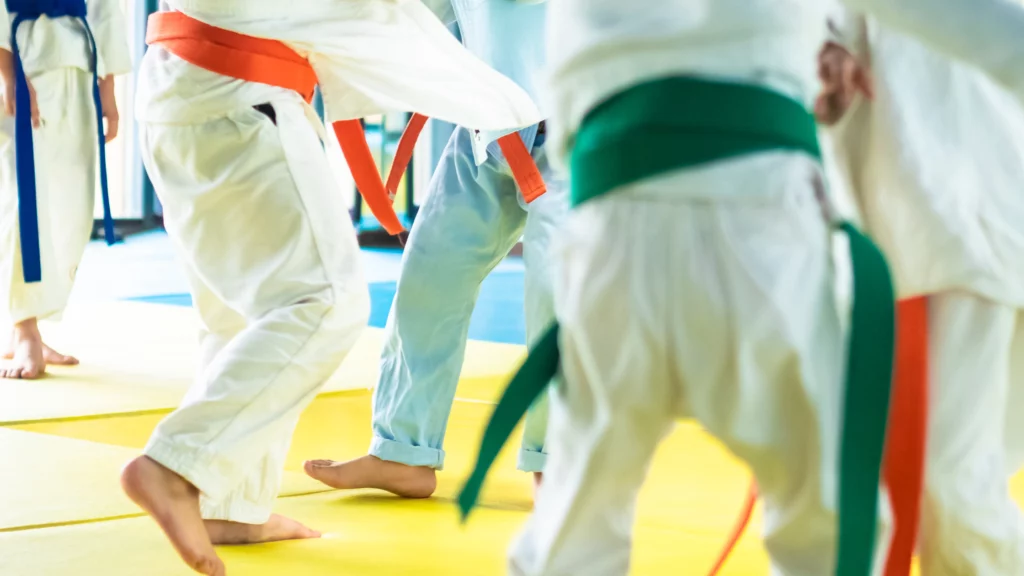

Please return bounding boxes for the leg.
[683,156,891,575]
[122,99,369,574]
[180,270,307,537]
[43,69,97,321]
[509,190,675,575]
[305,126,526,495]
[183,270,247,382]
[919,292,1024,575]
[518,146,569,477]
[511,155,889,575]
[0,69,90,378]
[201,435,320,544]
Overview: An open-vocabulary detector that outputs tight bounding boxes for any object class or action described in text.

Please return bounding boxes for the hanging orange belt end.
[333,120,407,236]
[882,297,929,576]
[497,133,547,203]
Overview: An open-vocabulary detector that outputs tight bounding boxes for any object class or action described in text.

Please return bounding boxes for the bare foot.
[205,514,321,545]
[40,342,78,365]
[533,472,543,500]
[2,319,46,379]
[4,333,79,366]
[303,455,437,498]
[121,456,226,576]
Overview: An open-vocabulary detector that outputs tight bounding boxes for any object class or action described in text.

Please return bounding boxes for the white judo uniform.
[372,0,566,474]
[824,13,1024,574]
[137,0,543,524]
[507,0,1024,574]
[0,0,130,326]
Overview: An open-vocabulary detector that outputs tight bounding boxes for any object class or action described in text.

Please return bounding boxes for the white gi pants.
[0,67,97,324]
[509,153,890,576]
[139,97,370,523]
[371,125,568,473]
[919,292,1024,575]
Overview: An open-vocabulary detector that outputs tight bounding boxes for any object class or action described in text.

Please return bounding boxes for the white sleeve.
[0,3,11,52]
[421,0,457,26]
[88,0,133,76]
[842,0,1024,101]
[826,3,867,58]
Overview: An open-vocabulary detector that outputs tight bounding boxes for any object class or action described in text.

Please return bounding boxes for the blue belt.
[7,0,116,283]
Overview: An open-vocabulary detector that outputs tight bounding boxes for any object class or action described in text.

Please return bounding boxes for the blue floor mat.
[127,272,527,345]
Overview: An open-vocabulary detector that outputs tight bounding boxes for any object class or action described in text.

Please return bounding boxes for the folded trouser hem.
[200,493,273,525]
[517,449,547,473]
[144,435,237,503]
[9,302,64,325]
[369,436,445,470]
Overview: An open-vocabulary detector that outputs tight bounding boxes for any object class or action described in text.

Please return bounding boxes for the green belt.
[457,76,895,576]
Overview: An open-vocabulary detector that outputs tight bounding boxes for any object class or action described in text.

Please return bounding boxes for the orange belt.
[388,115,546,204]
[882,297,928,576]
[146,11,547,237]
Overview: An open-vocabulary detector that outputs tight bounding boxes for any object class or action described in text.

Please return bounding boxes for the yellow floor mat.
[3,301,524,425]
[0,427,329,533]
[0,488,769,576]
[1,411,770,575]
[7,301,1007,575]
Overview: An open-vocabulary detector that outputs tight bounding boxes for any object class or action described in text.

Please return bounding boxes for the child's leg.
[0,69,83,379]
[511,155,888,575]
[122,98,369,574]
[304,126,526,496]
[919,292,1024,575]
[45,68,99,318]
[518,146,569,478]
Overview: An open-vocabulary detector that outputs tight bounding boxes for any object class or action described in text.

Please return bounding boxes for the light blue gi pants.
[370,123,567,472]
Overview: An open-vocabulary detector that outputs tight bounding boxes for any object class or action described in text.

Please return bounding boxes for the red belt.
[146,11,546,236]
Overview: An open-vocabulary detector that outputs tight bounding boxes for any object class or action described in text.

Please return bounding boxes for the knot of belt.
[6,0,86,18]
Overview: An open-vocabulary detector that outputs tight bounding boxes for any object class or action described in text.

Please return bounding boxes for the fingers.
[814,91,848,126]
[815,42,874,125]
[104,114,119,143]
[27,80,39,128]
[814,93,836,125]
[853,66,875,100]
[817,43,849,88]
[1,88,41,127]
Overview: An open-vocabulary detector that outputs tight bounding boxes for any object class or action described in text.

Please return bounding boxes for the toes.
[53,355,79,366]
[20,366,42,380]
[195,556,225,576]
[41,345,79,366]
[305,459,336,468]
[303,460,336,477]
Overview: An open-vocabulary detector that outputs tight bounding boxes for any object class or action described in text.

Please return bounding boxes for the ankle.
[12,318,40,340]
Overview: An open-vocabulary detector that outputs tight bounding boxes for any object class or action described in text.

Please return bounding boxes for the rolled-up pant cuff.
[369,436,445,470]
[517,448,547,473]
[9,301,63,325]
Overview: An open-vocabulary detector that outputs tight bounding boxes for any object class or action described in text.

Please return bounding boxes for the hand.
[3,75,41,129]
[98,75,118,142]
[814,42,874,126]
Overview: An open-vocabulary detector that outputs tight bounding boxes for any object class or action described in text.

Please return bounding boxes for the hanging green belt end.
[457,324,561,522]
[835,221,897,576]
